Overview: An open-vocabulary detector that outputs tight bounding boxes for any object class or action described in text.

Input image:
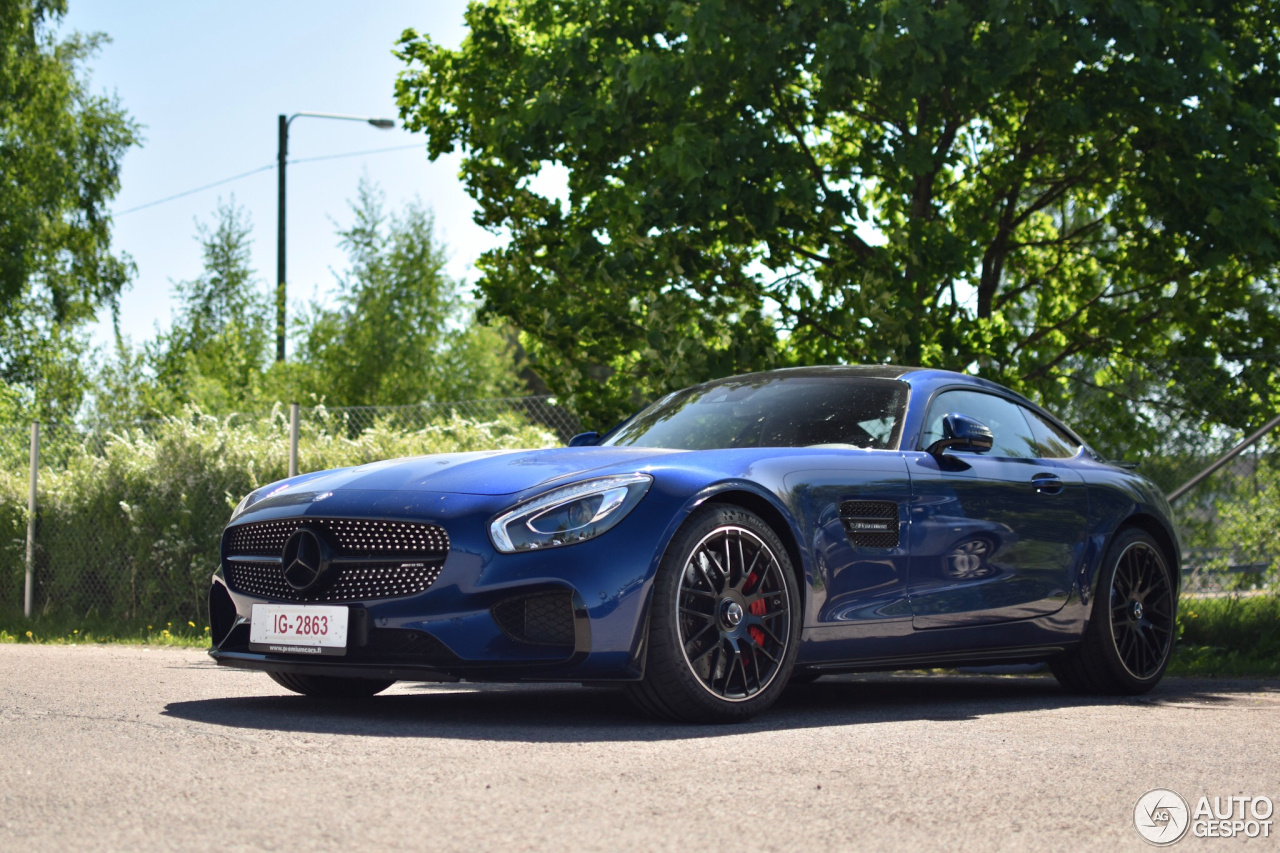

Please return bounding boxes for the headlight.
[489,474,653,553]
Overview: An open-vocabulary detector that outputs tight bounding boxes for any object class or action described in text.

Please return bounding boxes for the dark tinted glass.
[921,390,1038,458]
[1021,407,1082,458]
[601,377,909,451]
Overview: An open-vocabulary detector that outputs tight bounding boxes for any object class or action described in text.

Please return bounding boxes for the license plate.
[249,604,348,656]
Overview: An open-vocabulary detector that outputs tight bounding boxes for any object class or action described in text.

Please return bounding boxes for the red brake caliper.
[748,595,767,646]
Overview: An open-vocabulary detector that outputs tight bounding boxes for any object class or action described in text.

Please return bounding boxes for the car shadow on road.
[160,674,1279,743]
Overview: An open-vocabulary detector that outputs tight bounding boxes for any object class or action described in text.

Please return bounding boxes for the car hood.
[287,446,682,497]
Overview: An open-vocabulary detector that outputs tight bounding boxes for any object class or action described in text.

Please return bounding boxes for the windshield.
[600,376,909,451]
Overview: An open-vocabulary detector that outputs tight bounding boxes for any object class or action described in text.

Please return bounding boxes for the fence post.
[289,402,300,478]
[23,422,38,619]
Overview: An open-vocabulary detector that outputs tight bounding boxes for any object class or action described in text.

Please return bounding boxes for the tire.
[625,504,802,723]
[267,671,395,698]
[1050,527,1177,695]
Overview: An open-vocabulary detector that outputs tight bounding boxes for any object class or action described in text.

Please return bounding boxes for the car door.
[905,389,1089,628]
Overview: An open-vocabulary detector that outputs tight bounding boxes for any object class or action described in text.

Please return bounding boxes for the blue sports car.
[209,366,1180,722]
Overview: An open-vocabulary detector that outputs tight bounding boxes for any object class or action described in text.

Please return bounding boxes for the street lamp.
[276,112,395,361]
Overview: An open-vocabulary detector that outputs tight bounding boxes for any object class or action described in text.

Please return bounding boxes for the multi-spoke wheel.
[626,504,800,722]
[1109,539,1175,680]
[677,526,792,700]
[1050,527,1176,695]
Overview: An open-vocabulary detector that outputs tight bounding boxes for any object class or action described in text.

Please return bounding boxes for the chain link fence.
[1056,357,1279,596]
[1,365,1276,628]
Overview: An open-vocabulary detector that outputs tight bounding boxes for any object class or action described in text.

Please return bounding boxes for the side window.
[921,390,1038,458]
[1021,407,1083,459]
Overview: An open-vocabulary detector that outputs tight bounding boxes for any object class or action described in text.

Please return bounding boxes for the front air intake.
[491,591,577,647]
[840,500,900,548]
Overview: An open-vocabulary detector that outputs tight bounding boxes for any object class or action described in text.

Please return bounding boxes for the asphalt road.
[2,645,1278,852]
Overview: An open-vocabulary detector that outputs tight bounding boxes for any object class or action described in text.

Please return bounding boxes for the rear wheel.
[1050,527,1176,695]
[268,671,395,698]
[626,504,801,723]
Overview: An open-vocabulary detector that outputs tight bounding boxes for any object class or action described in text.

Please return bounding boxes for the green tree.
[94,185,525,421]
[396,0,1280,428]
[0,0,139,419]
[295,179,524,405]
[153,198,274,412]
[95,199,274,421]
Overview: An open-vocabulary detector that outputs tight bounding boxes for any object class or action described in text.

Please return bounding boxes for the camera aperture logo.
[1134,789,1190,845]
[1134,789,1275,844]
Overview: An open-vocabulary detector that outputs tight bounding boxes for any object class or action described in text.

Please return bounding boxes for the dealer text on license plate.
[249,604,348,656]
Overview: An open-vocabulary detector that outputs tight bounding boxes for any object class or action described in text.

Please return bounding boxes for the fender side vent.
[840,500,900,548]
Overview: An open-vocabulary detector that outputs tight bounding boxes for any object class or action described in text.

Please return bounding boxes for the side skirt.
[800,644,1071,675]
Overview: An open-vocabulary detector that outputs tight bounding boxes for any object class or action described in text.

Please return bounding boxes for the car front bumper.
[208,486,687,681]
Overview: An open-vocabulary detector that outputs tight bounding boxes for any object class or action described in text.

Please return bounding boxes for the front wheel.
[626,504,801,723]
[268,671,395,698]
[1050,527,1176,695]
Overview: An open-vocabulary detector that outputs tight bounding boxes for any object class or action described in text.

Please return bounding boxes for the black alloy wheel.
[676,525,792,700]
[626,504,801,723]
[1050,527,1177,695]
[1108,539,1175,680]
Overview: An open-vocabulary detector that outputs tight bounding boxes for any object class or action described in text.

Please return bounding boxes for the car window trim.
[1016,402,1086,461]
[914,384,1085,461]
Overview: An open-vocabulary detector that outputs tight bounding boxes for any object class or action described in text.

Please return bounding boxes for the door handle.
[1031,473,1064,495]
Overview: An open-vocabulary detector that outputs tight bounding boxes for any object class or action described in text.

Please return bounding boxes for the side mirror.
[926,413,994,457]
[567,431,600,447]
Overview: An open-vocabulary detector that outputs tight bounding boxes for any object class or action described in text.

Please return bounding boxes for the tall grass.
[1170,594,1280,676]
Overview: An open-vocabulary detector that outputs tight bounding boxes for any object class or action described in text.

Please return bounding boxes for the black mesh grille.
[224,560,294,600]
[840,500,900,548]
[222,517,449,603]
[225,517,448,559]
[491,591,576,647]
[223,559,446,603]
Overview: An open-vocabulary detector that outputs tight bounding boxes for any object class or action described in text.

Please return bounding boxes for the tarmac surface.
[2,644,1278,851]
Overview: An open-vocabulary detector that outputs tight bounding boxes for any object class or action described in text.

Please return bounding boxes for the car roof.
[703,364,923,383]
[705,364,1022,390]
[718,364,1035,401]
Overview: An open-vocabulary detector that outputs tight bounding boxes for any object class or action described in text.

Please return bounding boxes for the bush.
[0,406,559,625]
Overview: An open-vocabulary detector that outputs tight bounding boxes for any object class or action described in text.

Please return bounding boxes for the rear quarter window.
[1021,407,1083,458]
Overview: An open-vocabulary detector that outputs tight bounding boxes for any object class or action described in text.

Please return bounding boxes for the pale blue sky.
[62,1,502,352]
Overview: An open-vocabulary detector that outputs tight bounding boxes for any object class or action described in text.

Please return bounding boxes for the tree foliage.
[0,0,139,418]
[295,180,525,406]
[94,183,525,420]
[397,0,1280,429]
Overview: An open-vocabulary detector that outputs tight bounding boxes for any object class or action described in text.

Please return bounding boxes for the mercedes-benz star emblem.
[282,528,330,592]
[723,600,744,628]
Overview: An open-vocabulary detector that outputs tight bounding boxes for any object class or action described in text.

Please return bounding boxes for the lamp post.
[276,112,395,362]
